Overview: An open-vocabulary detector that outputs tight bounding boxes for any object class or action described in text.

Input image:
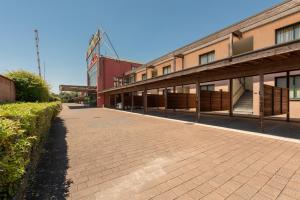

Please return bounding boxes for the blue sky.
[0,0,282,93]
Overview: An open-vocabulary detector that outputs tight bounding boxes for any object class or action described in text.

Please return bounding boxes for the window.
[276,75,300,99]
[199,51,215,65]
[129,75,135,84]
[151,69,158,78]
[163,65,171,75]
[131,65,137,70]
[142,73,147,81]
[276,22,300,44]
[200,84,215,91]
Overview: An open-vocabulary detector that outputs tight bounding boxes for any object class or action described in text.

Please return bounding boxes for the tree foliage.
[6,70,50,102]
[59,92,79,103]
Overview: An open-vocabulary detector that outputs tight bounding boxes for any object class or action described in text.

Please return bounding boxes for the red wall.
[96,57,141,107]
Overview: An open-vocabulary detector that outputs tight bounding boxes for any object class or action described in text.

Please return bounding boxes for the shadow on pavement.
[130,109,300,140]
[68,105,94,109]
[25,118,71,200]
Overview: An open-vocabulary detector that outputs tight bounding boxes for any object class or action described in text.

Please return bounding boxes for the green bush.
[6,70,50,102]
[0,102,61,199]
[59,92,78,103]
[49,92,61,102]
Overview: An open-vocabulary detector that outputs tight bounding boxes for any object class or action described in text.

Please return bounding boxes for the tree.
[59,92,78,103]
[6,70,50,102]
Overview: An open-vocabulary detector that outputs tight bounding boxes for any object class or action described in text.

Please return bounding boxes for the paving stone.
[25,105,300,200]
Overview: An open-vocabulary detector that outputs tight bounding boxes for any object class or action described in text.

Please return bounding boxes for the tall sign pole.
[34,30,41,77]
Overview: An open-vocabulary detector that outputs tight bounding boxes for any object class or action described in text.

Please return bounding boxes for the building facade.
[0,74,15,102]
[93,56,142,107]
[101,0,300,126]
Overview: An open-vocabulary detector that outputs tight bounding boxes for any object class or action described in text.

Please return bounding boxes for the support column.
[259,74,264,131]
[144,88,148,113]
[229,33,233,57]
[173,86,176,112]
[164,87,168,111]
[229,78,233,116]
[114,94,117,109]
[196,80,200,122]
[108,95,111,108]
[131,91,134,112]
[287,71,290,122]
[121,93,124,110]
[173,57,176,72]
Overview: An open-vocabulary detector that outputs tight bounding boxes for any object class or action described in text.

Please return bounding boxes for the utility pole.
[34,29,41,77]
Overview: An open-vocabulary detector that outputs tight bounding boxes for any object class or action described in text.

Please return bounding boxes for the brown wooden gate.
[167,93,196,109]
[133,95,143,107]
[264,85,288,116]
[200,90,230,111]
[147,94,165,107]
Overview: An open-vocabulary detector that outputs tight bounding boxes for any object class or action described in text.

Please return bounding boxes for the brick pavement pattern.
[60,104,300,200]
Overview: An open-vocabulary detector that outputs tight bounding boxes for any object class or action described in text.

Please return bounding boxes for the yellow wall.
[147,12,300,76]
[184,39,229,69]
[243,12,300,50]
[135,69,147,82]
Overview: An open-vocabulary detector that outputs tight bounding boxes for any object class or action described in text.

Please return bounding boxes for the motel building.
[60,30,142,107]
[100,0,300,128]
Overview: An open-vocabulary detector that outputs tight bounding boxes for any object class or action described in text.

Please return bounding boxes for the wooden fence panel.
[167,93,196,109]
[147,94,165,107]
[133,96,143,107]
[274,88,282,115]
[264,85,273,116]
[264,85,288,116]
[222,92,230,110]
[110,96,115,107]
[187,94,196,108]
[200,91,212,111]
[200,90,230,111]
[124,95,131,107]
[281,88,288,113]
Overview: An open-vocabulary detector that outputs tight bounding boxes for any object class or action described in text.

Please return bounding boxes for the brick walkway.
[39,104,300,199]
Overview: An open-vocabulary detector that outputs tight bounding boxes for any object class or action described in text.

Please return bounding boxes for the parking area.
[28,104,300,200]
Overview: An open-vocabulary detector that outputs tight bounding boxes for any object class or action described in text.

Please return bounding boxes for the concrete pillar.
[229,78,233,116]
[287,71,290,122]
[114,95,117,109]
[229,33,233,57]
[259,74,264,131]
[108,95,111,108]
[173,57,176,72]
[164,87,168,111]
[121,93,124,110]
[196,80,200,122]
[173,86,176,112]
[131,91,134,112]
[144,88,148,113]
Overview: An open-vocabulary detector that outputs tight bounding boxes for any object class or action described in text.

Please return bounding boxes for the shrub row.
[0,102,61,199]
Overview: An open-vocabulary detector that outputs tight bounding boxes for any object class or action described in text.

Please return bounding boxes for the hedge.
[0,102,61,199]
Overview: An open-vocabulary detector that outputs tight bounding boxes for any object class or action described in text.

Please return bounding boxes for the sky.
[0,0,282,93]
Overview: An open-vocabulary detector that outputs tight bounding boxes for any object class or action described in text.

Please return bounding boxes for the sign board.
[86,30,100,59]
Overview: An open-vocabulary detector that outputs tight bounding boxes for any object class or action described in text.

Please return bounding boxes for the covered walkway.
[103,40,300,129]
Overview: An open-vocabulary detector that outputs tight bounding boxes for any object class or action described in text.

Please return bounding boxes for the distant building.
[86,31,142,107]
[87,56,142,107]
